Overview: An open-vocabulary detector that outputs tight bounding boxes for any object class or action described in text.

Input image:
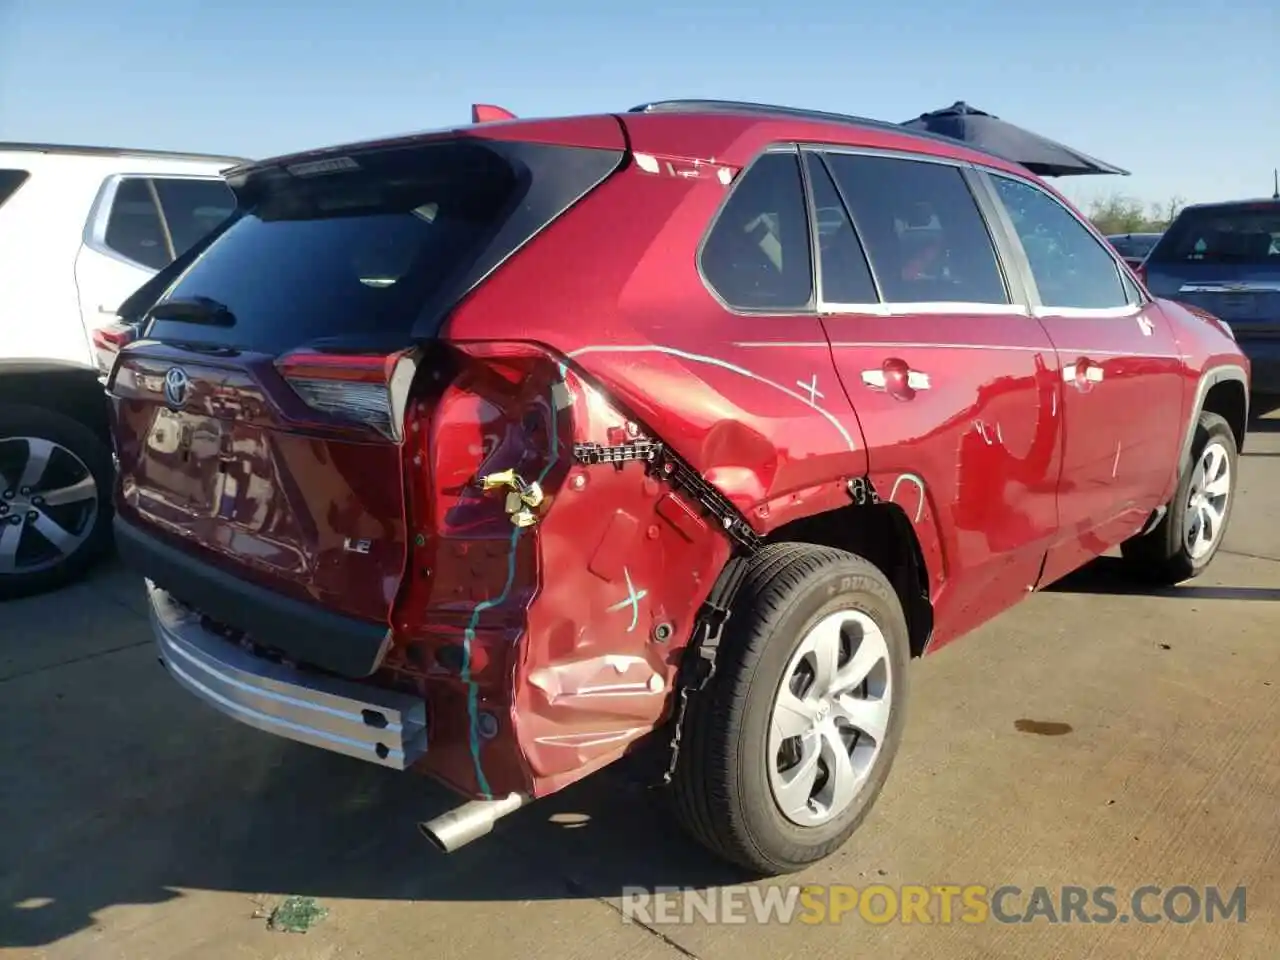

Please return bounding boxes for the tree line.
[1083,193,1186,236]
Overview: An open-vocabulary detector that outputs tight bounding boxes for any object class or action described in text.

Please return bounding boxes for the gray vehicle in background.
[1141,198,1280,394]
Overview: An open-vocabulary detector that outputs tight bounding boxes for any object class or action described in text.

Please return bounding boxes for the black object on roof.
[900,102,1129,177]
[630,99,1005,161]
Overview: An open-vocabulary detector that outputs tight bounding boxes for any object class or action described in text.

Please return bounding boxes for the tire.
[1120,411,1237,585]
[671,542,910,876]
[0,403,115,600]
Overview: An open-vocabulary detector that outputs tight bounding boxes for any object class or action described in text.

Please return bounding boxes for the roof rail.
[0,141,247,165]
[628,99,1009,163]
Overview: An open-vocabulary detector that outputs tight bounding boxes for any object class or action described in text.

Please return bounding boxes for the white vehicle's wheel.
[1122,411,1237,584]
[0,405,114,599]
[671,543,910,876]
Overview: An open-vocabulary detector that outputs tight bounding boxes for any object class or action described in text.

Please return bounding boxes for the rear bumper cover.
[114,514,389,678]
[148,582,428,770]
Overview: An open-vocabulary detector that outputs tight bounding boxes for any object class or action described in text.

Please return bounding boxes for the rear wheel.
[1121,411,1237,585]
[671,543,909,876]
[0,404,114,600]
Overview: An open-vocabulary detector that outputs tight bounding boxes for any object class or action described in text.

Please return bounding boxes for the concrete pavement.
[3,407,1278,959]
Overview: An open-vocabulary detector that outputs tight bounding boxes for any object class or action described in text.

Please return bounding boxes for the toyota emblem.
[163,367,190,409]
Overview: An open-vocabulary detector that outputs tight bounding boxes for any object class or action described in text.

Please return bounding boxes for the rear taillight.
[91,321,137,379]
[402,339,582,544]
[1134,263,1147,287]
[276,349,419,441]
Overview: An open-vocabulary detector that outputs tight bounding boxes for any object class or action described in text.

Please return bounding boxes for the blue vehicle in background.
[1141,197,1280,395]
[1107,231,1162,269]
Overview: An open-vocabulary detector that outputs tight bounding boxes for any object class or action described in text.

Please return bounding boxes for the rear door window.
[104,178,171,270]
[803,152,878,304]
[988,174,1128,309]
[0,169,29,209]
[1149,204,1280,265]
[700,151,814,311]
[151,178,236,259]
[822,153,1010,305]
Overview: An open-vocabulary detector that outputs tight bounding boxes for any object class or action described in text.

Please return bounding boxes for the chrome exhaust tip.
[417,793,528,853]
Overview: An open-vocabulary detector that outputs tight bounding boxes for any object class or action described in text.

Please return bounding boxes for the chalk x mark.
[797,374,824,405]
[606,567,649,633]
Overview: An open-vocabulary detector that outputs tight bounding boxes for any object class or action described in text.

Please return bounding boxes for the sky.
[1,0,1276,212]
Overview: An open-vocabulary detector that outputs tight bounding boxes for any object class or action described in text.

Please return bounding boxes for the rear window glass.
[0,169,29,209]
[1150,204,1280,264]
[146,141,521,353]
[700,151,814,310]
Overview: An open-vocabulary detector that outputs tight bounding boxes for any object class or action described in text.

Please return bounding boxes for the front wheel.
[671,543,910,876]
[1121,411,1237,585]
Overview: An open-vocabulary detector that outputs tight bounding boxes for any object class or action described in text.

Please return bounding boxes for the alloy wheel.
[0,436,99,575]
[767,609,893,827]
[1183,438,1231,561]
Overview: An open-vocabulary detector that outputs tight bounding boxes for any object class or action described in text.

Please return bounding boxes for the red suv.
[104,100,1250,876]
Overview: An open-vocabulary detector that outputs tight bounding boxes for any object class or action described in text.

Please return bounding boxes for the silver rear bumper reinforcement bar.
[147,581,428,770]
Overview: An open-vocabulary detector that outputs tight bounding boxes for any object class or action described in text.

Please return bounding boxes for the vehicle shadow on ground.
[1048,556,1280,602]
[0,618,752,949]
[1248,395,1280,432]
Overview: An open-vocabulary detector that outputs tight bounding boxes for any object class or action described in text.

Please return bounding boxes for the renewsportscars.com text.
[620,884,1247,926]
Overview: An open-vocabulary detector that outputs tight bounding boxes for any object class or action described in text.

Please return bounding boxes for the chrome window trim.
[805,142,971,169]
[726,338,1180,359]
[819,301,1030,318]
[1029,304,1141,320]
[694,138,1154,322]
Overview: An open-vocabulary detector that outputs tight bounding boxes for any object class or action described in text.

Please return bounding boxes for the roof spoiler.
[471,103,517,124]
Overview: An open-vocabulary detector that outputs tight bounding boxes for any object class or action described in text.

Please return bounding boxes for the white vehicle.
[0,142,244,598]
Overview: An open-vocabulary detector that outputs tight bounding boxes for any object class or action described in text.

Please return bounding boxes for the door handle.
[1062,359,1104,392]
[861,358,929,401]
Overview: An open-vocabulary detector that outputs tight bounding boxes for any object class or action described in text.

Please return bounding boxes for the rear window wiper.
[149,296,237,327]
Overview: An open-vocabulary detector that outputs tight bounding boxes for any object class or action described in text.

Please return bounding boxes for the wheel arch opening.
[764,500,934,658]
[0,364,111,440]
[1200,377,1248,453]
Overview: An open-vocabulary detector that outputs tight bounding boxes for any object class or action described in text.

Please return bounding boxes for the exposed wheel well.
[1201,378,1247,453]
[0,365,110,440]
[765,501,934,658]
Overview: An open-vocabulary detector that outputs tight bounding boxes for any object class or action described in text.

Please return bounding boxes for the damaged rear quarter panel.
[420,148,869,798]
[516,367,733,792]
[391,355,732,800]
